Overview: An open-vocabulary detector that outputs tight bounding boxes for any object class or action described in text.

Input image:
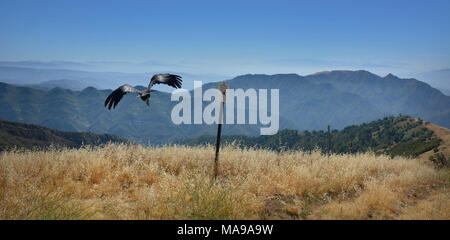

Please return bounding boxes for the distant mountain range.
[304,71,449,127]
[0,70,448,144]
[25,79,99,91]
[0,66,145,90]
[0,118,128,151]
[0,65,229,91]
[203,70,449,129]
[416,68,450,96]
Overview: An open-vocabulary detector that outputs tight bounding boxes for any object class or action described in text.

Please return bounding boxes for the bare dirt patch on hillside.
[420,122,450,163]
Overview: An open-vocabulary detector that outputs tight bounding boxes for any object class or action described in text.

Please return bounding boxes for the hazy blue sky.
[1,0,449,77]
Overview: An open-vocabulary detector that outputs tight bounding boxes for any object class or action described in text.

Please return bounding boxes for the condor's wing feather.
[104,84,139,110]
[148,74,182,89]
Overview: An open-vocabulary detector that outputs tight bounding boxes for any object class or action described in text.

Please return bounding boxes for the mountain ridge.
[0,118,129,151]
[0,69,448,144]
[183,115,448,162]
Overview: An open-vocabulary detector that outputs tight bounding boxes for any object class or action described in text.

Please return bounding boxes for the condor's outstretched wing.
[104,84,140,110]
[148,74,182,90]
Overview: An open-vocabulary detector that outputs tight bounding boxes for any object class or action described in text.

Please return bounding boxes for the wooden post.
[213,104,223,179]
[327,125,331,156]
[214,83,229,180]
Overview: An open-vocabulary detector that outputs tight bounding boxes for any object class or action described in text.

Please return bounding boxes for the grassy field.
[0,144,448,220]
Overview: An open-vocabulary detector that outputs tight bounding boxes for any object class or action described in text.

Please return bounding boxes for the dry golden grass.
[0,144,448,219]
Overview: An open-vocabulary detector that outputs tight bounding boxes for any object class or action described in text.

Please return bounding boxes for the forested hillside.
[184,115,444,159]
[0,119,128,151]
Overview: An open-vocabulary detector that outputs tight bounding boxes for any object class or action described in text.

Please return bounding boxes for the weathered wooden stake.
[214,83,229,180]
[213,103,223,179]
[327,125,331,156]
